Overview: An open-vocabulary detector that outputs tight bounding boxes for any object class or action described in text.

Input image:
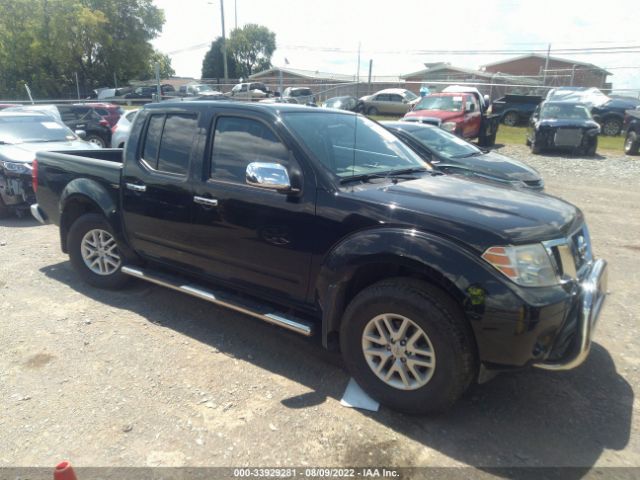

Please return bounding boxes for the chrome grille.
[543,225,593,281]
[569,226,593,276]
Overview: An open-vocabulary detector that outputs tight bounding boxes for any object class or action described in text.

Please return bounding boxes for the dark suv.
[57,105,112,147]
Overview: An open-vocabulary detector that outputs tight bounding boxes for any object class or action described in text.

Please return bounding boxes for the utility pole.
[220,0,229,83]
[75,72,81,100]
[355,42,361,99]
[542,43,551,85]
[234,0,237,30]
[367,59,373,96]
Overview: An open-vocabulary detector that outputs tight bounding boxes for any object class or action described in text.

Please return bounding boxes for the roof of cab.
[144,100,357,116]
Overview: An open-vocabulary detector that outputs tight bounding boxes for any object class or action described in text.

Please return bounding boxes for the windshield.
[0,116,75,144]
[402,125,480,159]
[283,112,429,179]
[194,84,213,92]
[414,95,463,112]
[540,104,592,120]
[404,90,418,101]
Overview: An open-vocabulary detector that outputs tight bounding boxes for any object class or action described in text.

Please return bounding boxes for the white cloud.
[152,0,640,93]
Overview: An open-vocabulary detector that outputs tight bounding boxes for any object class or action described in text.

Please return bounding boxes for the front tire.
[585,136,598,156]
[0,196,11,219]
[625,131,640,155]
[67,213,129,289]
[367,106,378,116]
[340,278,477,414]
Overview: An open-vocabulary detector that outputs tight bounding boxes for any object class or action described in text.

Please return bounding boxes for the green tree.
[139,50,176,81]
[202,37,238,79]
[0,0,167,99]
[227,24,276,77]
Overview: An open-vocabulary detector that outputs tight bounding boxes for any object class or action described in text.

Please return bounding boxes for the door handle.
[126,183,146,192]
[193,196,218,207]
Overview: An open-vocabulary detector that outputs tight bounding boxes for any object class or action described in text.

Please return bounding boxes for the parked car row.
[0,111,100,217]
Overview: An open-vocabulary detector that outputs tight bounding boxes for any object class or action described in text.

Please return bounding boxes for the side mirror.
[467,104,476,113]
[246,162,292,192]
[75,129,87,139]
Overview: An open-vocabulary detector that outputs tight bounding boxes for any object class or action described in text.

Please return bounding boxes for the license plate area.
[554,128,582,147]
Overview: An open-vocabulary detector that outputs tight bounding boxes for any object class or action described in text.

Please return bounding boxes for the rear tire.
[625,131,640,155]
[602,118,622,137]
[503,111,518,127]
[86,135,106,148]
[67,213,129,289]
[340,278,477,414]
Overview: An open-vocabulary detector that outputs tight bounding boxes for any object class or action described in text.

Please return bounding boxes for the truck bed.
[35,149,123,227]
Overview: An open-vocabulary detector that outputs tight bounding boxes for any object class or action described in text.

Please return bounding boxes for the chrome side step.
[121,266,313,337]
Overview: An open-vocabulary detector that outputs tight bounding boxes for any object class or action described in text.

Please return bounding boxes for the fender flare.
[58,178,123,252]
[315,227,507,348]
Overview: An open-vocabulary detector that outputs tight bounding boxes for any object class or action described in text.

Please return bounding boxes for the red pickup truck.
[403,87,500,147]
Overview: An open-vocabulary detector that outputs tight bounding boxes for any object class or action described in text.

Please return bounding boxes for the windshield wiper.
[339,167,433,184]
[451,151,483,159]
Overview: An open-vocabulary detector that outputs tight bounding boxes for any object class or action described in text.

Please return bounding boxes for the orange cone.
[54,461,78,480]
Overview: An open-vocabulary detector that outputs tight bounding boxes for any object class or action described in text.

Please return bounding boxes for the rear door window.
[157,114,198,175]
[142,115,164,168]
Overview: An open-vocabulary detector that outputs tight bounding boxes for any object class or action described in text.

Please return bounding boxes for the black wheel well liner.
[322,258,472,351]
[59,196,103,253]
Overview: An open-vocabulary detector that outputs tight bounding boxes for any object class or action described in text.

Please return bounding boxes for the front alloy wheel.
[362,313,436,390]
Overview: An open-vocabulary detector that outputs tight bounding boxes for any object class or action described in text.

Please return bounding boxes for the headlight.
[482,244,558,287]
[1,161,32,174]
[442,122,457,132]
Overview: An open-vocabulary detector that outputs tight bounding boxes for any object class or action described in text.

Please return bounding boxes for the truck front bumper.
[534,259,608,371]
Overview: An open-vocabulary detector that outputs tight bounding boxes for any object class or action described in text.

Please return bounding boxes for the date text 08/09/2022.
[232,468,400,478]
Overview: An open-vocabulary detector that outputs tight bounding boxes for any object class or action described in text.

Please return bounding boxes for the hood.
[0,139,98,163]
[437,151,541,183]
[536,118,600,130]
[345,174,581,251]
[404,110,462,122]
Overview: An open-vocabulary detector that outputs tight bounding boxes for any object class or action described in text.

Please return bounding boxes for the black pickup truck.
[31,101,608,414]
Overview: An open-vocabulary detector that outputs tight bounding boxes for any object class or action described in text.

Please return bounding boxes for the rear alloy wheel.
[85,135,106,148]
[625,131,640,155]
[367,106,379,116]
[503,111,519,127]
[340,278,477,414]
[602,118,622,137]
[68,213,129,289]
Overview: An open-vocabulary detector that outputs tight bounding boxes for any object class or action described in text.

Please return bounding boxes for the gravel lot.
[1,145,639,476]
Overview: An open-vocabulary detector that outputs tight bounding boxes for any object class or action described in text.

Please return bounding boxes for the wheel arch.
[316,228,487,351]
[59,178,119,253]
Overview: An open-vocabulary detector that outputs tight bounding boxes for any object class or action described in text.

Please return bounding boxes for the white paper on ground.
[340,378,380,412]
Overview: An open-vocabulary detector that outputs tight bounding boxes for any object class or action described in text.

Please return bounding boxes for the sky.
[151,0,640,94]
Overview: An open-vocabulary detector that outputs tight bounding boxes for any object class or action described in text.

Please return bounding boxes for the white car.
[358,88,419,115]
[110,109,139,148]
